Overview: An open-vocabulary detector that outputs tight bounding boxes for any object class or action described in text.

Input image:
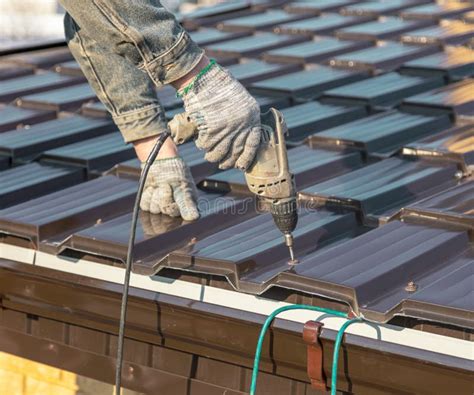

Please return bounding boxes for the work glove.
[140,157,200,221]
[180,61,262,170]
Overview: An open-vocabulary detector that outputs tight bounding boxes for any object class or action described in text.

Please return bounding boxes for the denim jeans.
[60,0,204,142]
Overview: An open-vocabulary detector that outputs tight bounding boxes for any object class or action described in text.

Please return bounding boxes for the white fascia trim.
[1,244,473,361]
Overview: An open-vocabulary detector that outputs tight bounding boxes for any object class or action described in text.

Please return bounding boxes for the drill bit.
[284,232,298,265]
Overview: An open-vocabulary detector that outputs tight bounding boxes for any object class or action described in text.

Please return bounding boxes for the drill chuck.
[269,197,298,234]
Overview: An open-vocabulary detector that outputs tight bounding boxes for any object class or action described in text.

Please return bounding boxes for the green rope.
[331,318,362,395]
[249,305,348,395]
[176,58,217,98]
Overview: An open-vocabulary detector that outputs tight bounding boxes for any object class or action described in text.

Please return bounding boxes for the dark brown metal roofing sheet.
[16,83,97,112]
[0,162,85,209]
[339,0,430,17]
[401,3,474,21]
[400,78,474,118]
[299,157,459,222]
[217,10,311,32]
[249,66,369,100]
[400,20,474,46]
[200,145,364,195]
[335,17,433,41]
[0,63,33,81]
[226,59,301,85]
[327,41,440,73]
[274,13,375,36]
[401,124,474,173]
[398,46,474,81]
[0,105,56,132]
[189,28,251,46]
[400,180,474,229]
[320,72,444,108]
[285,0,359,15]
[262,37,373,65]
[308,110,452,156]
[0,47,73,68]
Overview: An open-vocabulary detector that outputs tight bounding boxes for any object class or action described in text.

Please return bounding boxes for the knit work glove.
[140,157,200,221]
[180,61,262,170]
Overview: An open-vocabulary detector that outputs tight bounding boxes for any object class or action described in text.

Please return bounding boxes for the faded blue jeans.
[60,0,204,142]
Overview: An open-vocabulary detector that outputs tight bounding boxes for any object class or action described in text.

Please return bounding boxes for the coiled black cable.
[115,131,171,395]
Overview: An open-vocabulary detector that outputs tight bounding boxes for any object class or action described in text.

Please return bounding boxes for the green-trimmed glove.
[180,61,262,171]
[140,157,200,221]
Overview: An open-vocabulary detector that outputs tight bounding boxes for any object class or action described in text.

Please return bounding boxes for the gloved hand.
[140,157,200,221]
[180,61,262,170]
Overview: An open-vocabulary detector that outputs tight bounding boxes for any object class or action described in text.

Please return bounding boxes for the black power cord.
[115,131,171,395]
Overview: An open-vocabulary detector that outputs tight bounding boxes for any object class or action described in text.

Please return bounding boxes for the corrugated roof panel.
[0,47,73,68]
[16,83,97,112]
[0,116,116,161]
[400,78,474,117]
[0,64,33,81]
[0,72,84,102]
[226,59,301,85]
[0,163,85,209]
[262,37,373,64]
[205,32,308,58]
[320,72,444,108]
[168,209,363,287]
[189,28,251,46]
[0,156,9,170]
[401,180,474,228]
[114,142,219,182]
[401,124,474,172]
[249,66,368,100]
[335,17,432,41]
[181,1,251,21]
[40,132,133,173]
[309,110,452,156]
[293,220,473,327]
[463,10,474,24]
[401,3,474,21]
[299,157,459,220]
[64,191,257,268]
[217,10,311,32]
[274,13,374,36]
[0,105,56,132]
[279,101,368,144]
[328,41,439,72]
[401,20,474,46]
[285,0,359,15]
[0,175,136,246]
[399,46,474,81]
[200,145,364,194]
[340,0,430,17]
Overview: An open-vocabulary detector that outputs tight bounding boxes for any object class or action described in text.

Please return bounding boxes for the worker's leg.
[59,0,204,88]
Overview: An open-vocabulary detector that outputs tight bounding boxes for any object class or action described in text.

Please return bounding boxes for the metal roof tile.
[335,17,432,41]
[217,10,311,32]
[340,0,430,17]
[401,20,474,46]
[16,83,97,112]
[226,59,301,85]
[205,32,308,58]
[0,105,56,132]
[327,41,440,72]
[402,124,473,172]
[299,157,459,221]
[0,47,73,68]
[0,156,9,170]
[400,180,474,228]
[320,72,444,108]
[399,46,474,81]
[200,145,364,194]
[0,72,84,102]
[285,0,359,15]
[0,162,85,209]
[308,110,452,156]
[400,78,474,117]
[53,60,83,77]
[0,175,137,246]
[0,116,116,161]
[249,66,369,100]
[401,3,474,21]
[40,132,134,173]
[263,37,373,64]
[190,28,251,46]
[274,13,374,36]
[0,64,33,81]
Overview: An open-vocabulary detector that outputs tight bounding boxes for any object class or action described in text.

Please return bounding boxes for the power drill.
[169,108,298,263]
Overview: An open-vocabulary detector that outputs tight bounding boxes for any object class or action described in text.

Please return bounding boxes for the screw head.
[454,171,463,180]
[405,281,418,293]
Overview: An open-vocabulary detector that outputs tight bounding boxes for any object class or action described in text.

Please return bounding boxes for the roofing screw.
[190,237,197,244]
[454,171,463,180]
[405,281,418,293]
[96,218,102,225]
